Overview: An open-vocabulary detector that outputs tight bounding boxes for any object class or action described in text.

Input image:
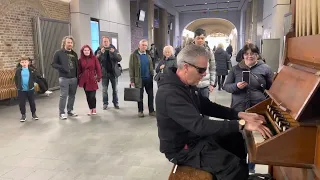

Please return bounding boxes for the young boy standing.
[14,56,39,122]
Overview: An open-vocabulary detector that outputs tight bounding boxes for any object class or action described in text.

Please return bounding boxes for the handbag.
[124,85,141,102]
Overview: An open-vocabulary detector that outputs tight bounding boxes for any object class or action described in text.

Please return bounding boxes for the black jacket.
[14,67,38,90]
[95,44,122,77]
[156,68,241,158]
[51,49,78,78]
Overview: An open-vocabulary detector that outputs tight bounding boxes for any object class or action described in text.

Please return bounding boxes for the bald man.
[129,39,156,118]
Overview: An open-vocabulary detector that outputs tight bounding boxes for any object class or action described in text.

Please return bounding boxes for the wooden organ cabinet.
[243,0,320,179]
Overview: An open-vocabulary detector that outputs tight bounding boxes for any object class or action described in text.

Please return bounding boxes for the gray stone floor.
[0,70,266,180]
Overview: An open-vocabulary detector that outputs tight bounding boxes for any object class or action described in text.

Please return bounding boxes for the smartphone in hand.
[242,71,250,84]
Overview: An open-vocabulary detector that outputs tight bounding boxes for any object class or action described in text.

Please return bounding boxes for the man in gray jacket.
[193,29,216,98]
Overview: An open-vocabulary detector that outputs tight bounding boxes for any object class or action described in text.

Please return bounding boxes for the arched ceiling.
[185,18,236,36]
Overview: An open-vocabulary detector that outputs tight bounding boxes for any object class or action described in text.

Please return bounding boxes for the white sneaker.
[45,90,52,94]
[60,114,67,120]
[67,111,78,117]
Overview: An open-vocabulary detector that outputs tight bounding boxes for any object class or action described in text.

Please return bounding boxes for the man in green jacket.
[129,39,156,118]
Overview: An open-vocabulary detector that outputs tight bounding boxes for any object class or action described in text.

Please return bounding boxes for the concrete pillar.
[169,16,174,45]
[158,8,168,58]
[70,0,91,53]
[147,0,154,44]
[271,0,291,39]
[251,0,258,45]
[245,2,252,42]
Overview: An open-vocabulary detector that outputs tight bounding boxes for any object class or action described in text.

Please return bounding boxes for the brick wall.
[0,0,69,70]
[130,1,143,52]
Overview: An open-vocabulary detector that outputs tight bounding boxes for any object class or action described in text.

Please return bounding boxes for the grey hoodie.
[197,45,216,88]
[223,60,273,112]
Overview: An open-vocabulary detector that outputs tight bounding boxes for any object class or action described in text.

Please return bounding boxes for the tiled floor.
[0,70,267,180]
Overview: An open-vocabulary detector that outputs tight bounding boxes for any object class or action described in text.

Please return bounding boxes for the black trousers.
[18,90,36,115]
[217,75,226,89]
[151,58,156,69]
[172,132,248,180]
[137,78,154,113]
[85,90,96,109]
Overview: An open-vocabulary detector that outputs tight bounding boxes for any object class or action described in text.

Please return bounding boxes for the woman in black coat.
[223,43,274,173]
[214,43,230,90]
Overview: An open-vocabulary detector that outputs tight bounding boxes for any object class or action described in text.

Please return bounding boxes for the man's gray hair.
[139,39,148,45]
[177,44,210,69]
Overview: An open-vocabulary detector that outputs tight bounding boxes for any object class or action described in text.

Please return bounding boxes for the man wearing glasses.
[155,44,272,180]
[193,28,216,98]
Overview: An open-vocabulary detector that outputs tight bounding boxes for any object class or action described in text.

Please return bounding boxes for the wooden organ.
[243,0,320,179]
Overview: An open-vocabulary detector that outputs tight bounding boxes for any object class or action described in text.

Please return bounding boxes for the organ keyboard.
[242,34,320,180]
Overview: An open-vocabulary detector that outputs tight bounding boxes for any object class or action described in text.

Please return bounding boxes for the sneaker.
[67,111,78,117]
[103,104,108,110]
[60,114,67,120]
[114,104,120,109]
[20,114,26,122]
[44,90,52,94]
[87,110,92,116]
[138,112,144,118]
[32,114,39,120]
[92,109,97,115]
[149,111,156,116]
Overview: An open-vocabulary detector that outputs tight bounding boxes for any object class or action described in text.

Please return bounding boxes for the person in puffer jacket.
[192,28,216,98]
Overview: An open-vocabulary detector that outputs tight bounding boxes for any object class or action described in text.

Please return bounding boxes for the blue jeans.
[102,74,118,105]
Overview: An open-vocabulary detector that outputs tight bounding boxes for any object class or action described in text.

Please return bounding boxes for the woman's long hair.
[80,45,94,59]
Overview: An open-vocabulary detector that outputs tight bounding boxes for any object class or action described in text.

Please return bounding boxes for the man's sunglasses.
[184,61,207,74]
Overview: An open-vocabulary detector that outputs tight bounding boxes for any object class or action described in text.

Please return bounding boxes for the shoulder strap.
[250,72,265,92]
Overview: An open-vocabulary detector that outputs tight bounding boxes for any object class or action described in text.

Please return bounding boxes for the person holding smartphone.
[223,43,273,173]
[95,36,122,110]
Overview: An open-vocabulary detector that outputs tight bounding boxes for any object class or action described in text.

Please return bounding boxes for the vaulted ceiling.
[171,0,244,13]
[185,18,236,35]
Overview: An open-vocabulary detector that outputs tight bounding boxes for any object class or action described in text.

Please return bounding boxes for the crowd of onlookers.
[13,27,273,179]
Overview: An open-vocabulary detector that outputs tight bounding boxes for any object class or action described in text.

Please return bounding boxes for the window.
[90,19,100,51]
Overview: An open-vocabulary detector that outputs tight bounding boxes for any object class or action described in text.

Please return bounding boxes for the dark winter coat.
[214,48,230,76]
[223,60,274,112]
[14,67,38,91]
[155,56,177,74]
[129,49,154,88]
[226,45,233,56]
[78,56,102,91]
[95,44,122,77]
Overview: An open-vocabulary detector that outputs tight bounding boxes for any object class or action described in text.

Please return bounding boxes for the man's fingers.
[257,128,266,139]
[262,126,273,138]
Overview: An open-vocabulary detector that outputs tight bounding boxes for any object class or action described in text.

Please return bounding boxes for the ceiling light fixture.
[205,2,207,4]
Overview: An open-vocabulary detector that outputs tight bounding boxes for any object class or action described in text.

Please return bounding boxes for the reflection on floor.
[0,70,267,180]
